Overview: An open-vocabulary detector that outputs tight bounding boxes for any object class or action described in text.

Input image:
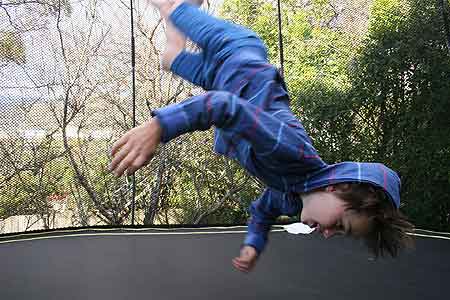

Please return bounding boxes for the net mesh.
[1,0,448,234]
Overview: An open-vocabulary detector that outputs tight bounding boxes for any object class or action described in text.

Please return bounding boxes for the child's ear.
[325,185,337,192]
[327,183,350,192]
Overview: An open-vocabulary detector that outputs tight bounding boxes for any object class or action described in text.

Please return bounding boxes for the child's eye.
[335,222,344,231]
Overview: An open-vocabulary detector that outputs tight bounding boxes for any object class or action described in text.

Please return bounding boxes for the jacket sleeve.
[243,188,285,254]
[244,188,303,254]
[150,91,302,158]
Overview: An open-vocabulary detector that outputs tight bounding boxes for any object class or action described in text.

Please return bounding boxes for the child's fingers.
[232,257,250,273]
[232,257,245,268]
[109,143,132,174]
[232,259,248,272]
[126,154,152,175]
[113,150,139,177]
[235,263,249,273]
[232,257,247,266]
[234,255,253,265]
[111,135,129,157]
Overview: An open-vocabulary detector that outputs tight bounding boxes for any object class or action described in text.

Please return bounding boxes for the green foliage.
[0,136,129,226]
[221,0,355,117]
[220,0,280,59]
[0,0,72,64]
[0,31,26,64]
[349,0,450,230]
[167,132,260,224]
[2,0,448,232]
[222,0,357,159]
[368,0,408,35]
[220,0,450,231]
[0,137,68,220]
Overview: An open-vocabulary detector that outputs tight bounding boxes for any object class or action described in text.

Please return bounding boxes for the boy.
[109,0,413,273]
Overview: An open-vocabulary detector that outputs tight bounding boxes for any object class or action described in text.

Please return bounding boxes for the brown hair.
[333,183,414,258]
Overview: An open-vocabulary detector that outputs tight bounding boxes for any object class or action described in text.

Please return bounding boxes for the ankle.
[159,0,184,18]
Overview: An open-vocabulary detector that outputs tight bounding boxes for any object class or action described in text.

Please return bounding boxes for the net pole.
[276,0,285,77]
[130,0,137,225]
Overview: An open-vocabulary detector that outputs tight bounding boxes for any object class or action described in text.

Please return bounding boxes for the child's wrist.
[149,117,163,140]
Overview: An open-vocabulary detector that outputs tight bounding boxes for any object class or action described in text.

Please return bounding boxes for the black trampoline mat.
[1,227,449,300]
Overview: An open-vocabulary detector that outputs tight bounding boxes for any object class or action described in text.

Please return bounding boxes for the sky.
[0,0,224,138]
[0,0,224,100]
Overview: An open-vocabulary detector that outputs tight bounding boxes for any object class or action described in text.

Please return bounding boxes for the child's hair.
[333,183,414,258]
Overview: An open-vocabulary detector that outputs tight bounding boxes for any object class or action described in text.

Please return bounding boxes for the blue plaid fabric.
[151,3,401,254]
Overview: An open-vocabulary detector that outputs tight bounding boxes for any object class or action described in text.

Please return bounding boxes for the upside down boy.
[109,0,413,273]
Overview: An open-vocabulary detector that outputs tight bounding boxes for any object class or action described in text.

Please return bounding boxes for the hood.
[293,162,401,208]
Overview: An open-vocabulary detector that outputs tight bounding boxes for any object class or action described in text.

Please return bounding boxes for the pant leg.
[169,3,266,61]
[170,50,207,87]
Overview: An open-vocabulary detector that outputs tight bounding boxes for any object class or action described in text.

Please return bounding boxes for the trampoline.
[1,226,449,300]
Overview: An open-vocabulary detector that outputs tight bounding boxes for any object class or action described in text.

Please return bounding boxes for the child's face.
[300,187,372,239]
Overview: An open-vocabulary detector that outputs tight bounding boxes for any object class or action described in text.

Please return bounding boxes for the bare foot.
[149,0,203,10]
[148,0,174,11]
[153,0,204,70]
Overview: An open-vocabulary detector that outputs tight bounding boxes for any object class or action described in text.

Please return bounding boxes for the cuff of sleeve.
[151,105,190,143]
[244,233,266,255]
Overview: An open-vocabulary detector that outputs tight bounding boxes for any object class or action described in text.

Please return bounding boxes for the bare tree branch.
[0,5,19,29]
[194,178,250,224]
[1,0,61,7]
[56,0,67,62]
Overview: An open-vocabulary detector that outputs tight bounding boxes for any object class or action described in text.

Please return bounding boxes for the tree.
[0,0,72,64]
[220,0,359,162]
[220,0,450,231]
[0,134,69,230]
[163,132,261,225]
[0,0,257,232]
[0,31,25,64]
[347,0,450,230]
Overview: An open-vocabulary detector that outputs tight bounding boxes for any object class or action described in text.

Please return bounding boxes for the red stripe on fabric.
[247,107,262,138]
[205,93,213,125]
[379,164,387,190]
[206,93,213,112]
[304,154,320,159]
[223,63,273,155]
[227,144,236,156]
[299,143,319,159]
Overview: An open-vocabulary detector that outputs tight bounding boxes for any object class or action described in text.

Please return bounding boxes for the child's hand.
[232,245,258,273]
[109,118,162,177]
